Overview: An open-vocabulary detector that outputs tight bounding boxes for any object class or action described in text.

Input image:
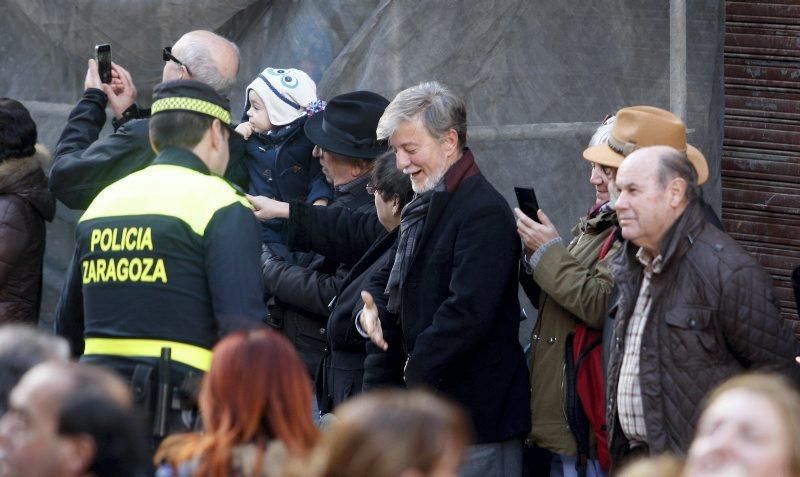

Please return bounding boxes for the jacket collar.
[0,144,52,193]
[407,149,481,267]
[152,147,212,175]
[335,172,369,196]
[444,148,480,193]
[610,200,706,314]
[653,200,706,271]
[573,206,616,237]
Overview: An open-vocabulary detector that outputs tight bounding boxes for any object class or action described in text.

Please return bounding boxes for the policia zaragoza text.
[82,226,168,284]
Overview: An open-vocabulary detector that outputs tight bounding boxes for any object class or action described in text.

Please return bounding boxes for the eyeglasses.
[163,46,192,76]
[366,183,382,195]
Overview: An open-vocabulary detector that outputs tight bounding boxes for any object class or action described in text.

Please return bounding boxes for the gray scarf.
[384,183,442,313]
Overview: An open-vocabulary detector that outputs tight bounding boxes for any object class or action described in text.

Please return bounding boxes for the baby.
[236,67,331,255]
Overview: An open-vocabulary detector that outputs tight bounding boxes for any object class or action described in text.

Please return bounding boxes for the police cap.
[151,79,233,129]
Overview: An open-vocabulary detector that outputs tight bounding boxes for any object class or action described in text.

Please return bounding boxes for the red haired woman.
[155,328,319,476]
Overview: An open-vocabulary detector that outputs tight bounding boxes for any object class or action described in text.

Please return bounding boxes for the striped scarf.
[384,183,442,313]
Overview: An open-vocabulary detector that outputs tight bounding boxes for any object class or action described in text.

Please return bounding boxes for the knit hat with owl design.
[244,67,318,127]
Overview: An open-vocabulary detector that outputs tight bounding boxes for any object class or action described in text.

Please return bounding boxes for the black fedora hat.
[304,91,390,160]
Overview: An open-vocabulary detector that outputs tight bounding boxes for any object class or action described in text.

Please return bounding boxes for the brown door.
[723,1,800,335]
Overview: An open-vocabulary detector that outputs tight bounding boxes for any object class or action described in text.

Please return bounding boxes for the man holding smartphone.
[50,30,243,211]
[51,31,246,358]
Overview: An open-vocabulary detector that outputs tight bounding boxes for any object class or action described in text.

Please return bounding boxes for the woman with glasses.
[310,152,413,414]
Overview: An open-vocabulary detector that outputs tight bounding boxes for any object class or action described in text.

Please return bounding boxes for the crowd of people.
[0,28,799,477]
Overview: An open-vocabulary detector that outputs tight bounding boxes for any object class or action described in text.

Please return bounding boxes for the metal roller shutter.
[723,1,800,335]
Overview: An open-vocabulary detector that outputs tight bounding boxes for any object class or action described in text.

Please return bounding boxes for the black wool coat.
[363,152,531,444]
[263,181,379,376]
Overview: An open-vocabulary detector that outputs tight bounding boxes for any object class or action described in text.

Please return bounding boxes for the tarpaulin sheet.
[0,0,725,331]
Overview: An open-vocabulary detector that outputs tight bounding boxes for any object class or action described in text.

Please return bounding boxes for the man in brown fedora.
[595,138,800,468]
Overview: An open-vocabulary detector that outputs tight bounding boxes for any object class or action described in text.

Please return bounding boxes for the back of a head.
[148,79,232,153]
[617,455,684,477]
[370,152,414,209]
[0,325,69,414]
[180,30,240,98]
[58,390,148,477]
[0,98,37,162]
[312,390,472,477]
[164,328,318,477]
[42,362,146,477]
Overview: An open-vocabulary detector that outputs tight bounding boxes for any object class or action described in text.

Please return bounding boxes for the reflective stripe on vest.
[83,337,212,372]
[79,164,252,236]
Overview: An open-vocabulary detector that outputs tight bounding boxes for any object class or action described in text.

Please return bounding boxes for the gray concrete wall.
[1,1,725,340]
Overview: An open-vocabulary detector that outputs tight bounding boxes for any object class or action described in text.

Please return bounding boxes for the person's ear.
[668,177,687,208]
[442,128,459,156]
[210,119,227,152]
[392,196,400,213]
[149,129,160,153]
[59,434,96,475]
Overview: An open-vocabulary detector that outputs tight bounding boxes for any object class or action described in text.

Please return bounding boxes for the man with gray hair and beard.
[358,81,530,476]
[605,145,800,468]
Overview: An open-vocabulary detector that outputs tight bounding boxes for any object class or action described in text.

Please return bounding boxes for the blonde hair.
[700,373,800,476]
[303,390,472,477]
[617,454,683,477]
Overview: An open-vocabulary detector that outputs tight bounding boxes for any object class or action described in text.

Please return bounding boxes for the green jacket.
[525,208,617,455]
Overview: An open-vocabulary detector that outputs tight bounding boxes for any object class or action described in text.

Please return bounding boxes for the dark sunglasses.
[366,183,382,195]
[162,46,192,76]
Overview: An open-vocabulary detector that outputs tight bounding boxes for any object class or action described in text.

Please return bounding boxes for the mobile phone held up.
[514,186,541,223]
[95,44,112,84]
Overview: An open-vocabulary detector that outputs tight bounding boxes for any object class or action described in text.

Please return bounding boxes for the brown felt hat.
[582,105,709,185]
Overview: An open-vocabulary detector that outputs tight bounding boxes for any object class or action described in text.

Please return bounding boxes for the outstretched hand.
[245,194,290,222]
[359,291,387,351]
[514,208,559,256]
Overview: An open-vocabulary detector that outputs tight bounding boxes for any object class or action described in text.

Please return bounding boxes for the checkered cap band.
[151,97,231,124]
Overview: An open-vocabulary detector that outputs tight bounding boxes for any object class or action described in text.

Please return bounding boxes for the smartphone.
[514,186,541,223]
[95,44,112,84]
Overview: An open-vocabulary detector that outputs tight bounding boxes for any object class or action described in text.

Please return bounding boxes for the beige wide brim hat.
[582,105,709,185]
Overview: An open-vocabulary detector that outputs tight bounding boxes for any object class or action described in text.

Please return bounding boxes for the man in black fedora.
[247,90,389,420]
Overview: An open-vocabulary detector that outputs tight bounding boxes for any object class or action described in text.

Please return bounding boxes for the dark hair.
[656,146,699,202]
[0,98,37,161]
[370,152,413,209]
[58,392,149,477]
[0,325,69,415]
[149,110,215,152]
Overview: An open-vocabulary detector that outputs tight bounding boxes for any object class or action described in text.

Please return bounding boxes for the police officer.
[56,80,263,435]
